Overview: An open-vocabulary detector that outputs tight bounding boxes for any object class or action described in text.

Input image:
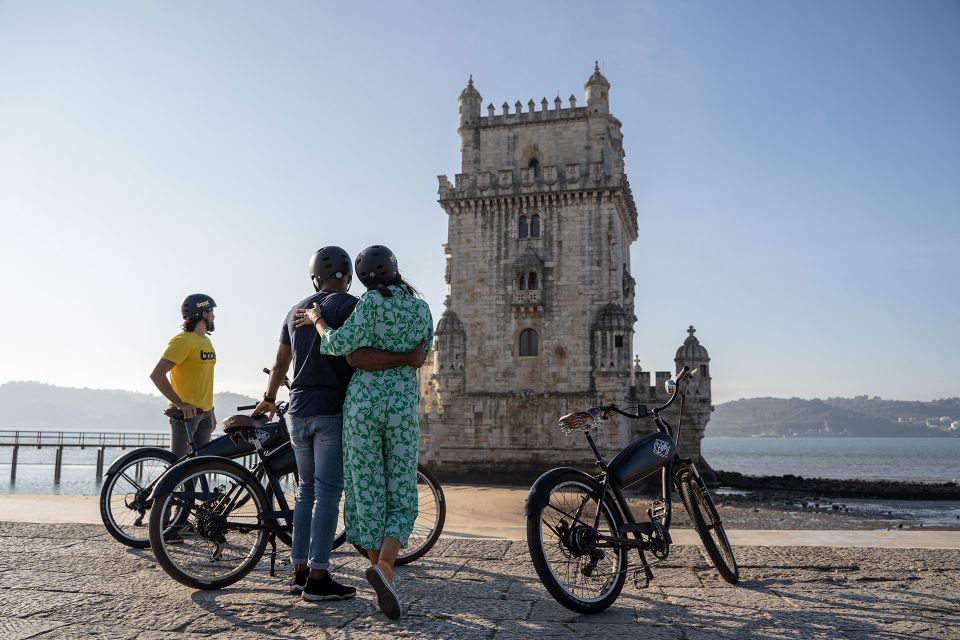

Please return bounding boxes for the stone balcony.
[512,289,543,305]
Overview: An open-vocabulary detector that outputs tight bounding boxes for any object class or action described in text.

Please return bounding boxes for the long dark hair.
[182,315,204,332]
[371,273,420,299]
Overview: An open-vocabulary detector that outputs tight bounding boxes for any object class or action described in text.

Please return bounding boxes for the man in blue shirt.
[252,246,426,602]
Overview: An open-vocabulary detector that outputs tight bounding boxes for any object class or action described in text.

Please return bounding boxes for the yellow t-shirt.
[161,331,216,412]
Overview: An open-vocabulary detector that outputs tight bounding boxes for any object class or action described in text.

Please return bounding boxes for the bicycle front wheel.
[677,471,739,584]
[351,464,446,564]
[526,470,627,614]
[149,460,270,590]
[99,449,178,548]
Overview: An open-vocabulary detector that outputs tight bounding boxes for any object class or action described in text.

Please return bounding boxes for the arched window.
[530,214,541,237]
[519,329,538,356]
[527,271,538,290]
[518,273,527,290]
[528,158,540,177]
[518,215,528,239]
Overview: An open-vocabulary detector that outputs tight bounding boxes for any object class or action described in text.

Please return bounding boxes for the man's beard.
[206,320,215,333]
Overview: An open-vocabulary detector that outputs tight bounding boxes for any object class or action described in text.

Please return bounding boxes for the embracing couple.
[251,244,433,620]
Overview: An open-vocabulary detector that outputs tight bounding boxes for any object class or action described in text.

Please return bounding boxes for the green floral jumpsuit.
[316,284,433,550]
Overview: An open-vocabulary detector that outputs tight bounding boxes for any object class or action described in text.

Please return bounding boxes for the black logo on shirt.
[200,351,217,361]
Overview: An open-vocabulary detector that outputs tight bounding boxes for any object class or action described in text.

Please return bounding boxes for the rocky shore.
[716,471,960,500]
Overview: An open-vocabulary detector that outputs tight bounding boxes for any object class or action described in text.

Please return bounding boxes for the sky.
[0,0,957,404]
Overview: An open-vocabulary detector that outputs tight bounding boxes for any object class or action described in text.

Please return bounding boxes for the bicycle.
[98,387,289,549]
[525,365,738,614]
[146,391,445,589]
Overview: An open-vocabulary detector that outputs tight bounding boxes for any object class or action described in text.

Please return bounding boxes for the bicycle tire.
[149,459,271,590]
[99,449,178,548]
[350,463,446,565]
[526,470,627,614]
[677,471,739,584]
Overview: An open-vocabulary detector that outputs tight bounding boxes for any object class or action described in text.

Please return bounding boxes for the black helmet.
[181,294,216,318]
[355,245,398,288]
[308,246,353,282]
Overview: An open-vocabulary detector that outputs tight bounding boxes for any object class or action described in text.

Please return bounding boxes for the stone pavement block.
[31,623,139,640]
[438,538,511,559]
[529,598,634,623]
[409,590,533,620]
[0,616,68,640]
[394,557,466,581]
[486,620,578,639]
[561,622,685,639]
[35,594,201,632]
[0,591,98,619]
[328,613,496,639]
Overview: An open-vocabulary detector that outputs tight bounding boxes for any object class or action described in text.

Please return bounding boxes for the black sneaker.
[289,568,308,595]
[365,565,402,620]
[302,573,357,602]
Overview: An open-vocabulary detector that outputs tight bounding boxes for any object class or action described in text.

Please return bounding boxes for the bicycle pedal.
[632,569,651,590]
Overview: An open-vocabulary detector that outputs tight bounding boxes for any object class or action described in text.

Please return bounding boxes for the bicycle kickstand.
[268,534,278,577]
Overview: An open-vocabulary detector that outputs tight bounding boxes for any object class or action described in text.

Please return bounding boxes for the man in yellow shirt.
[149,294,218,456]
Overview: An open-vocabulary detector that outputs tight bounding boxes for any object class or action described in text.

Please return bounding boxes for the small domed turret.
[458,75,482,128]
[584,61,610,114]
[675,325,710,372]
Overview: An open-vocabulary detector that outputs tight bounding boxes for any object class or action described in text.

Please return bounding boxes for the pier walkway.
[0,521,956,639]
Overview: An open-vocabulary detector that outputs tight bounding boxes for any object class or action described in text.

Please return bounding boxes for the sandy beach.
[3,484,959,549]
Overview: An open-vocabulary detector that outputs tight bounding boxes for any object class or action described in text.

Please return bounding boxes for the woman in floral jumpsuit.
[296,245,432,620]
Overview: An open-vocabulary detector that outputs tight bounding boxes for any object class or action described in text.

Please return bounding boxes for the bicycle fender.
[104,447,178,478]
[523,467,599,517]
[147,455,257,502]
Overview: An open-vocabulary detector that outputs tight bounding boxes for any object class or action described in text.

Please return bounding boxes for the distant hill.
[0,381,257,432]
[710,396,960,437]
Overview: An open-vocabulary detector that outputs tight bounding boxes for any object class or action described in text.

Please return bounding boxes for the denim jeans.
[289,413,344,571]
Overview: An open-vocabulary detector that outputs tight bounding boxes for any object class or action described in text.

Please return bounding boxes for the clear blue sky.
[0,1,957,404]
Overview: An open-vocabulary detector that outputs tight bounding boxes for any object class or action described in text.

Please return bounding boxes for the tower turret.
[584,61,610,115]
[457,75,482,129]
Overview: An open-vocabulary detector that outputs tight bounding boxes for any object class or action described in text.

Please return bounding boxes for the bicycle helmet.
[181,294,216,318]
[308,246,353,282]
[355,245,399,288]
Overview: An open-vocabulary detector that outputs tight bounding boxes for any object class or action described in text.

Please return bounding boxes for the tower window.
[528,158,540,177]
[518,215,528,239]
[614,335,623,348]
[528,271,538,290]
[518,273,527,290]
[530,214,541,237]
[519,329,538,356]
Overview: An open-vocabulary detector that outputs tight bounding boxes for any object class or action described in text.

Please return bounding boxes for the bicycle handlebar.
[592,365,693,419]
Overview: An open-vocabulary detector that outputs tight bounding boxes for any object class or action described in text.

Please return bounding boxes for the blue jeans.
[289,414,344,571]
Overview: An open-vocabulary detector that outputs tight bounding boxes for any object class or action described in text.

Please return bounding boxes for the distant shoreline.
[717,470,960,500]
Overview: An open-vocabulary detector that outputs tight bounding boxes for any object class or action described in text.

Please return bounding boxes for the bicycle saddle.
[223,415,260,435]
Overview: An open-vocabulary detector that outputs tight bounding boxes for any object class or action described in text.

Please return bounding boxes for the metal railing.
[0,430,169,484]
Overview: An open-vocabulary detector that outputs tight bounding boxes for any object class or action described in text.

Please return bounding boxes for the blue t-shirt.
[279,290,359,417]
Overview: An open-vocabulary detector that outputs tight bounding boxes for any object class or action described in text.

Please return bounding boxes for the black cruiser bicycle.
[525,365,738,614]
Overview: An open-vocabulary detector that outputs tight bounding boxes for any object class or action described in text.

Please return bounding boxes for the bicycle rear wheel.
[351,463,446,565]
[99,449,178,548]
[149,460,270,590]
[526,470,627,614]
[677,471,739,584]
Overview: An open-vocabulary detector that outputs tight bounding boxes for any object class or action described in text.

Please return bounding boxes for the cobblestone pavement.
[0,523,957,639]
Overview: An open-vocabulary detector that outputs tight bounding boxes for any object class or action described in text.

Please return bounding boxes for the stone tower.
[420,65,715,477]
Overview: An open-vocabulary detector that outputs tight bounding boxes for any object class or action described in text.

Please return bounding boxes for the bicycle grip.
[237,404,257,411]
